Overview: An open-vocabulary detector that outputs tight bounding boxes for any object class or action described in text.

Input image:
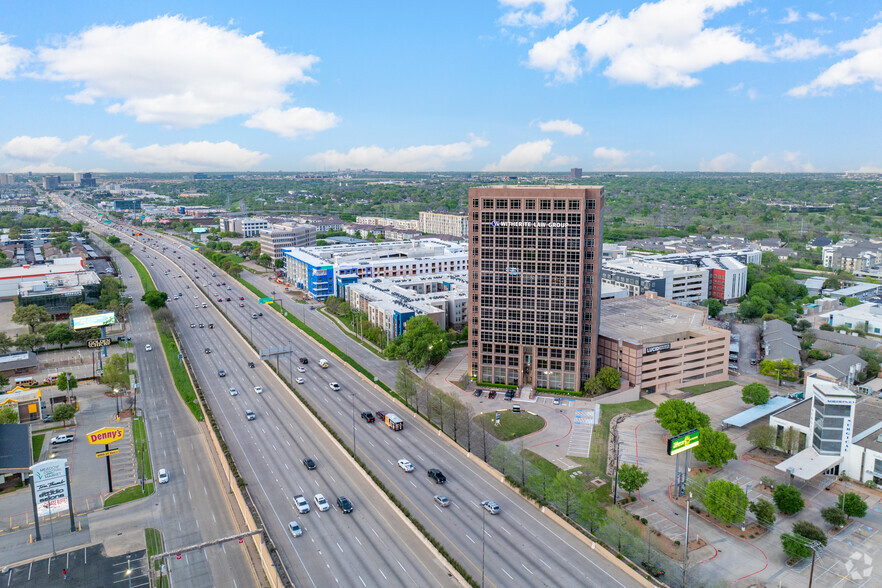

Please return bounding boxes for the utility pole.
[613,441,624,505]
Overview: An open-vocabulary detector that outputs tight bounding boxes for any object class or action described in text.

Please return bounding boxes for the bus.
[13,376,39,387]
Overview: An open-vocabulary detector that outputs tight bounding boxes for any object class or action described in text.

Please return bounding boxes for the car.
[299,357,309,364]
[427,469,446,484]
[218,369,226,377]
[487,390,497,399]
[302,458,316,470]
[313,494,330,511]
[294,494,310,514]
[553,397,561,405]
[336,496,353,513]
[218,298,223,302]
[251,313,258,319]
[361,411,375,423]
[481,500,500,514]
[397,459,414,472]
[199,323,204,328]
[239,296,244,300]
[297,366,306,373]
[226,297,231,301]
[157,468,169,484]
[190,323,196,328]
[473,389,483,397]
[239,303,245,307]
[248,361,255,368]
[504,390,515,401]
[328,382,341,391]
[295,377,305,384]
[208,323,214,329]
[227,286,232,291]
[204,347,211,354]
[43,415,53,423]
[288,520,303,537]
[216,282,221,286]
[245,409,256,421]
[145,344,152,352]
[229,387,239,396]
[258,312,263,317]
[51,434,74,445]
[254,386,263,394]
[434,495,451,508]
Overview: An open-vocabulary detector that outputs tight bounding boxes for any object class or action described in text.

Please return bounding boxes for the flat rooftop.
[598,295,716,344]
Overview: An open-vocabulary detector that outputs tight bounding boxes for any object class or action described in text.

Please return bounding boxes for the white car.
[254,386,264,394]
[397,459,414,472]
[145,344,152,352]
[295,377,305,384]
[297,367,306,373]
[288,520,303,537]
[294,494,310,514]
[229,387,239,396]
[314,493,330,512]
[328,382,341,391]
[157,468,169,484]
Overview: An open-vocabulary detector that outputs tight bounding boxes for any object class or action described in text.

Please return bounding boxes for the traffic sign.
[87,337,112,349]
[95,448,120,458]
[259,297,274,304]
[178,353,183,360]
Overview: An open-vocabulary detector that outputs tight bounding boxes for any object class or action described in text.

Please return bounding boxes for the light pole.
[613,441,624,505]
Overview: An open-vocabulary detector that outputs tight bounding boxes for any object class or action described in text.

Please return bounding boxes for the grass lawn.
[680,381,737,395]
[584,399,657,480]
[157,330,203,421]
[32,433,45,462]
[104,482,154,507]
[475,411,545,441]
[132,416,151,476]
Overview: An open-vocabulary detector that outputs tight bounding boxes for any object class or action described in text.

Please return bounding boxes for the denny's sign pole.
[667,428,700,498]
[88,427,125,492]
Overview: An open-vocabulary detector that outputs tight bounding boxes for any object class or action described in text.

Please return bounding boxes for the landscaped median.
[104,482,154,507]
[145,528,169,588]
[157,330,203,421]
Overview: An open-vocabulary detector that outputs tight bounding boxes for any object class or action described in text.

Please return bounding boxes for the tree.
[578,490,607,534]
[781,533,813,560]
[15,333,43,352]
[618,463,649,496]
[0,373,8,390]
[56,372,78,392]
[100,353,131,390]
[702,479,748,524]
[773,484,805,515]
[396,364,418,408]
[141,290,169,311]
[44,324,74,349]
[550,469,583,516]
[795,319,812,331]
[0,332,11,354]
[747,424,777,451]
[384,315,450,369]
[69,303,97,317]
[749,498,776,527]
[0,405,18,424]
[822,277,840,290]
[838,492,868,519]
[274,258,284,269]
[258,253,273,268]
[704,298,724,318]
[596,367,621,390]
[821,506,847,529]
[11,304,52,333]
[741,382,770,406]
[654,399,710,436]
[792,520,827,546]
[843,296,861,308]
[52,403,75,425]
[582,378,604,396]
[760,358,800,383]
[778,426,802,454]
[693,427,737,467]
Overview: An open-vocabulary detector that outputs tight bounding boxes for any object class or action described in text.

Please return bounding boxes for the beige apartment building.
[259,225,317,260]
[598,293,730,395]
[419,211,468,238]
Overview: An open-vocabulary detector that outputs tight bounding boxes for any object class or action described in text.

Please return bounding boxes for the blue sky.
[0,0,880,173]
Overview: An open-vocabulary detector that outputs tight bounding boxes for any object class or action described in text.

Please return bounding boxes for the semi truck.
[375,410,404,431]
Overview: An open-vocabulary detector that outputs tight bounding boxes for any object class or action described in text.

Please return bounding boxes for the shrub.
[820,506,847,529]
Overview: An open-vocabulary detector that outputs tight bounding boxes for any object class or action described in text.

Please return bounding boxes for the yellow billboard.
[87,427,125,445]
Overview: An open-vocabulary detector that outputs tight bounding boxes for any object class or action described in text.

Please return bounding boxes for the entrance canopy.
[722,396,794,429]
[775,448,842,481]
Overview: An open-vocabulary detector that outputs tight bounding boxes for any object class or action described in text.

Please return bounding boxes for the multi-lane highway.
[62,199,461,587]
[63,197,644,587]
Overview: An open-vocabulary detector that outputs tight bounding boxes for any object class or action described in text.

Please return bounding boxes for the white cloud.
[789,23,882,97]
[593,146,630,167]
[548,154,579,167]
[9,163,75,174]
[305,135,488,171]
[244,107,340,138]
[747,88,758,100]
[538,119,584,135]
[0,34,29,79]
[499,0,577,28]
[483,139,553,171]
[779,8,801,24]
[807,12,824,22]
[526,0,764,87]
[749,151,817,173]
[36,16,327,129]
[91,136,268,171]
[772,33,831,60]
[850,164,882,173]
[0,135,90,162]
[699,152,741,171]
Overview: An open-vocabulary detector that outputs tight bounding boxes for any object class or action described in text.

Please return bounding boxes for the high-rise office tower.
[468,185,604,394]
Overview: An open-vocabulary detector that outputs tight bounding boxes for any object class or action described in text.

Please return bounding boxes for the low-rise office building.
[822,302,882,336]
[219,216,268,237]
[601,258,708,303]
[113,199,141,211]
[18,271,102,318]
[259,225,317,260]
[597,293,730,394]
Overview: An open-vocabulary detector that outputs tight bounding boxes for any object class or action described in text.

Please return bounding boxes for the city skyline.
[0,1,880,173]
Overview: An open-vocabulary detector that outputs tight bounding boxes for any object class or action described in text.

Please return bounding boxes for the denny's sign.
[87,427,125,445]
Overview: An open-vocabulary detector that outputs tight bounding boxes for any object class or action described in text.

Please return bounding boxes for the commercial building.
[345,272,467,339]
[597,293,730,394]
[219,216,269,237]
[42,176,60,190]
[644,249,758,302]
[0,386,44,423]
[113,199,142,211]
[76,172,96,187]
[823,241,882,273]
[0,257,87,299]
[356,216,420,231]
[823,302,882,335]
[0,352,38,378]
[570,168,582,179]
[284,238,467,301]
[0,173,15,185]
[829,282,882,301]
[468,185,604,393]
[284,215,344,233]
[260,225,318,261]
[18,272,102,318]
[419,211,468,238]
[601,258,708,303]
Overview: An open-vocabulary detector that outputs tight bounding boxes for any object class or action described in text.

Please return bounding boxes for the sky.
[0,0,880,173]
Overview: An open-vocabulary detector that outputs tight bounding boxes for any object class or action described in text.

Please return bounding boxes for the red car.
[239,296,244,300]
[226,297,231,301]
[217,297,223,302]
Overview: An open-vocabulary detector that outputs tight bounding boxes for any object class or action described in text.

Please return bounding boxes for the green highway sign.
[667,428,700,456]
[259,297,274,304]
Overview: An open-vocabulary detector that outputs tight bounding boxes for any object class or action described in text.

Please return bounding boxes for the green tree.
[821,506,847,529]
[11,304,52,333]
[258,253,273,268]
[778,426,802,454]
[838,492,868,519]
[773,484,805,515]
[52,403,75,425]
[617,463,649,496]
[822,277,840,290]
[781,533,813,560]
[795,319,812,331]
[0,332,12,354]
[0,373,8,390]
[8,225,23,240]
[56,372,78,392]
[0,405,18,424]
[749,498,776,527]
[100,353,131,391]
[578,490,607,533]
[792,520,827,546]
[384,315,450,369]
[69,303,97,317]
[596,367,621,390]
[843,296,861,308]
[654,399,711,436]
[396,364,418,408]
[747,424,777,451]
[742,382,770,406]
[44,324,74,349]
[693,427,737,467]
[582,378,604,396]
[702,479,748,524]
[70,221,84,233]
[274,258,284,269]
[549,469,583,516]
[141,290,169,311]
[760,358,800,383]
[704,298,724,318]
[15,333,43,352]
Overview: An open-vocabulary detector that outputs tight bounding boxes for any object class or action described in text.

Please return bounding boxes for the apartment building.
[419,211,468,238]
[356,216,420,230]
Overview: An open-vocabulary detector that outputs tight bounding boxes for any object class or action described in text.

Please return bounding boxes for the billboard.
[667,428,701,456]
[30,458,69,515]
[87,427,125,445]
[87,338,112,349]
[71,312,117,330]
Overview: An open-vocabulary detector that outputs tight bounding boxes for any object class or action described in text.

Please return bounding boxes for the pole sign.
[95,449,120,458]
[667,428,700,456]
[30,459,69,516]
[87,337,112,349]
[87,427,125,445]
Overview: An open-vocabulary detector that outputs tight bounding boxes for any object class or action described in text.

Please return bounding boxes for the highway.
[63,200,461,587]
[64,198,643,587]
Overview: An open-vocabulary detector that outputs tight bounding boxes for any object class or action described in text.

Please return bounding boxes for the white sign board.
[30,458,68,516]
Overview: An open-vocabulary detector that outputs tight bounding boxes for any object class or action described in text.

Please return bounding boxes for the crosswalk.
[566,407,595,457]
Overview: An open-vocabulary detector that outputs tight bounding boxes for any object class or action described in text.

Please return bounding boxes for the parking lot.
[0,545,149,587]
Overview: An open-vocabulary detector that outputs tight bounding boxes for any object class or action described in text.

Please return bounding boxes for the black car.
[427,469,447,484]
[487,390,497,399]
[248,361,255,368]
[504,390,515,401]
[302,458,317,470]
[473,389,483,397]
[336,496,353,513]
[218,369,226,377]
[361,411,375,423]
[299,357,309,364]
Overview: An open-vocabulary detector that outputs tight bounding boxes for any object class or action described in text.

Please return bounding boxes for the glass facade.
[812,396,852,456]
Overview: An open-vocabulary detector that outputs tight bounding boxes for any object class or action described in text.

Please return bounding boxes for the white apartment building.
[419,211,468,237]
[601,258,708,303]
[219,217,269,237]
[356,216,420,230]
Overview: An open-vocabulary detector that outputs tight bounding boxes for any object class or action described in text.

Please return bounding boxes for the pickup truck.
[375,410,404,431]
[427,468,447,484]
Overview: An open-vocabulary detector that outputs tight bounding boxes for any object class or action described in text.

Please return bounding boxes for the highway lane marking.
[410,481,417,488]
[502,526,511,536]
[466,534,475,544]
[337,542,344,553]
[355,536,362,546]
[484,529,492,539]
[212,512,216,523]
[359,576,366,587]
[501,568,513,580]
[371,528,379,539]
[368,440,375,447]
[379,569,387,580]
[521,563,533,575]
[538,558,551,569]
[285,463,289,471]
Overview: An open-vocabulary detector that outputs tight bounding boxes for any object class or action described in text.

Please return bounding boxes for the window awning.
[775,448,842,481]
